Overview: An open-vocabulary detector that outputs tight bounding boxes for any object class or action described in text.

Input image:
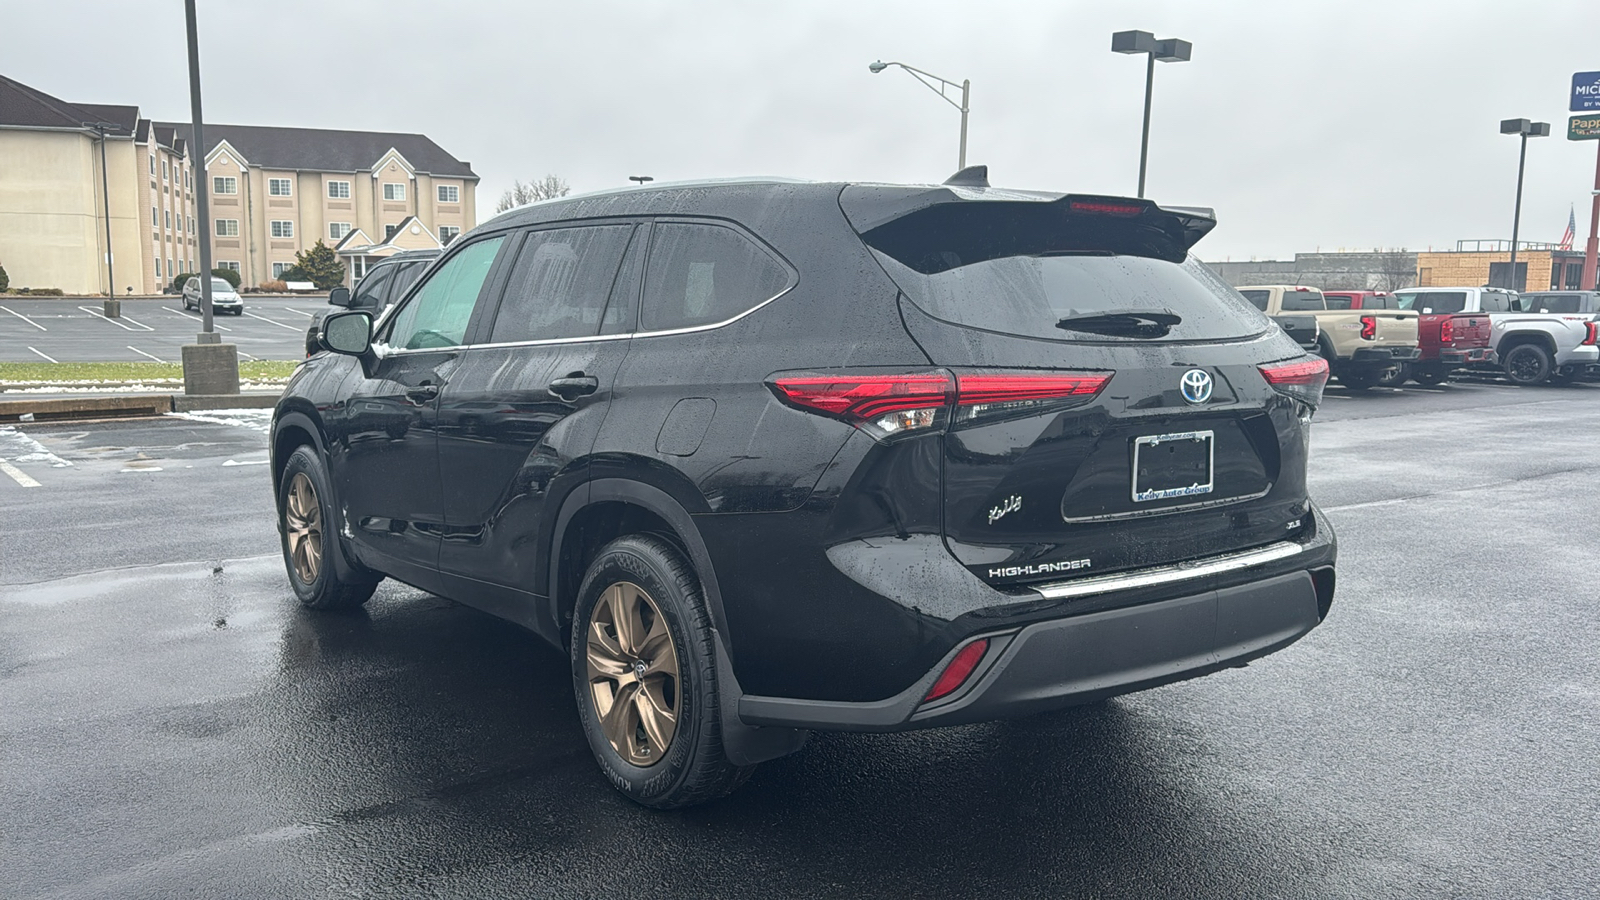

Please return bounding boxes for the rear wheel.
[1376,363,1409,388]
[1339,370,1378,391]
[1411,367,1447,387]
[1503,344,1553,385]
[571,534,752,808]
[278,445,379,610]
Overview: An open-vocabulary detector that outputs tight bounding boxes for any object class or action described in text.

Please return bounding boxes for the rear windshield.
[1396,291,1467,314]
[870,252,1268,343]
[1239,290,1270,311]
[1280,290,1326,311]
[1323,294,1353,310]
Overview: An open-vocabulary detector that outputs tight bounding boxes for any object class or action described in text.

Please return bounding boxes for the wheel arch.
[270,407,326,501]
[1498,330,1558,358]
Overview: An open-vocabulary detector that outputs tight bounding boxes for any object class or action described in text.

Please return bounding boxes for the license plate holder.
[1132,430,1215,503]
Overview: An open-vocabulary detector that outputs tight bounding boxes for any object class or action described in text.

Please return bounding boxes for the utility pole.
[1499,118,1550,291]
[85,121,119,316]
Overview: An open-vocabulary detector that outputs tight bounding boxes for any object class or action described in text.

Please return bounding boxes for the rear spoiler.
[840,184,1217,263]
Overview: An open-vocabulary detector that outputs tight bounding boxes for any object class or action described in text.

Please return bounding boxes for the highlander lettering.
[989,559,1092,579]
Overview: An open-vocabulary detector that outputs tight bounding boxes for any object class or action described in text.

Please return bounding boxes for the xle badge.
[988,495,1021,524]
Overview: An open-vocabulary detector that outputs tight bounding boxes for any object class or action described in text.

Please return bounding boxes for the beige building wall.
[206,152,250,282]
[1415,250,1561,291]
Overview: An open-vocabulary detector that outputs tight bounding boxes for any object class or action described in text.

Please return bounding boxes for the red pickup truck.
[1324,291,1492,386]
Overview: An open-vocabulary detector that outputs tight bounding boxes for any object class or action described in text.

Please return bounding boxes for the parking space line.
[1,305,47,331]
[127,346,165,363]
[163,306,232,332]
[238,350,259,361]
[28,347,59,362]
[282,308,316,318]
[0,459,41,488]
[241,311,304,332]
[79,306,155,331]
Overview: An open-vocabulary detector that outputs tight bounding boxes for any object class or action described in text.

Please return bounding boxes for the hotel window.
[151,207,158,226]
[270,220,294,239]
[163,159,170,182]
[329,222,352,240]
[188,216,195,233]
[439,225,461,246]
[268,178,292,197]
[218,260,240,272]
[168,257,174,277]
[383,183,406,201]
[213,176,237,195]
[272,262,292,278]
[154,255,162,278]
[385,224,398,239]
[437,185,459,204]
[327,180,351,199]
[165,210,172,230]
[216,219,240,237]
[149,155,155,175]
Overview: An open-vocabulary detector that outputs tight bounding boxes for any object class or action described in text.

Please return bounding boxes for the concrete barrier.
[0,390,281,423]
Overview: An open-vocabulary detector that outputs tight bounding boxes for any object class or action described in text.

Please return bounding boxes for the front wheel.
[571,534,752,808]
[1503,344,1553,385]
[277,445,379,610]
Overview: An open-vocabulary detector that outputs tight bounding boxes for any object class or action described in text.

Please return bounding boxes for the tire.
[1339,370,1378,391]
[1376,363,1409,388]
[1502,343,1553,386]
[571,534,752,808]
[277,445,379,610]
[1411,368,1448,387]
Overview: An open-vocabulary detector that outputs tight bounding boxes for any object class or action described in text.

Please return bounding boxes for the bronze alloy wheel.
[284,471,323,585]
[585,581,681,767]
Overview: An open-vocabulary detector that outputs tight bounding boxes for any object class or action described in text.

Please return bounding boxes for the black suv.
[272,174,1338,808]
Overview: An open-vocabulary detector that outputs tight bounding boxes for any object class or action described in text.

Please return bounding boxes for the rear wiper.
[1055,309,1181,338]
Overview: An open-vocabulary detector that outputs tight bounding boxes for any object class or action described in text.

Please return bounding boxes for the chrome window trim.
[1029,540,1306,601]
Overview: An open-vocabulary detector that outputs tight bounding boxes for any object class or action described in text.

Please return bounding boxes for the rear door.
[849,195,1316,586]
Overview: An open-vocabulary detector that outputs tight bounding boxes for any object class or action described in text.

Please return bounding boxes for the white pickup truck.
[1393,287,1600,385]
[1237,285,1420,389]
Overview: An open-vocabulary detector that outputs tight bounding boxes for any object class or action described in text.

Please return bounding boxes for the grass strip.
[0,360,297,383]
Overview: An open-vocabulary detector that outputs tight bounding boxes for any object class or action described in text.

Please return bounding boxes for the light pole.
[1499,118,1551,291]
[83,120,118,316]
[868,60,970,171]
[1111,30,1192,198]
[180,0,239,396]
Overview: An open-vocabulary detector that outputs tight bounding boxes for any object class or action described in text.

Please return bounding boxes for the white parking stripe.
[282,308,316,318]
[238,350,259,361]
[0,459,41,488]
[1,305,47,331]
[163,306,232,331]
[127,346,164,363]
[78,306,155,331]
[241,311,304,332]
[28,347,58,363]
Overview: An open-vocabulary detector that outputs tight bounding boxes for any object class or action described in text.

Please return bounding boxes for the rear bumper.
[1350,346,1420,364]
[738,544,1334,733]
[1435,347,1493,366]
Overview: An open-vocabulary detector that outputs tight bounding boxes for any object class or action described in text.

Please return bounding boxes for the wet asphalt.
[2,382,1599,899]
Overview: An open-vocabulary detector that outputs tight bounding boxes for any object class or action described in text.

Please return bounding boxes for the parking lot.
[2,382,1599,898]
[0,297,326,364]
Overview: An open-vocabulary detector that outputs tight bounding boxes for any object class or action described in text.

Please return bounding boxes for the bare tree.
[496,175,571,213]
[1376,249,1415,292]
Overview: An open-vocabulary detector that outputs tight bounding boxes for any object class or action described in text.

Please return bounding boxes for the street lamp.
[1499,117,1551,291]
[868,60,971,171]
[82,120,118,316]
[1111,30,1192,198]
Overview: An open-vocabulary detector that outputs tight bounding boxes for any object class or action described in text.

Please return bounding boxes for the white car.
[182,276,244,315]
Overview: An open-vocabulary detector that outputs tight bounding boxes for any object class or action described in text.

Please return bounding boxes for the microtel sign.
[1573,71,1600,112]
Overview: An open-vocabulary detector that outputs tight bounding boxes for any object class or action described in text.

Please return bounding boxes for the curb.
[1,391,281,423]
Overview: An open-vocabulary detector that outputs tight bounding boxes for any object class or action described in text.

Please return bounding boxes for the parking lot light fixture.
[1112,30,1192,198]
[1499,118,1551,290]
[867,60,971,170]
[82,120,118,316]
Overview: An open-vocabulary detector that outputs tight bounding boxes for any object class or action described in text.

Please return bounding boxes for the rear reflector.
[1259,357,1329,408]
[924,638,990,702]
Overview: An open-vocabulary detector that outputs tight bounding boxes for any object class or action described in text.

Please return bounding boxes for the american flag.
[1559,206,1576,250]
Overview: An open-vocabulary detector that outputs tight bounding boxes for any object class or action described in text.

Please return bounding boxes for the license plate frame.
[1131,430,1215,503]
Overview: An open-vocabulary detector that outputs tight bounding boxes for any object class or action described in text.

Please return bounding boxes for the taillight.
[924,638,989,702]
[1359,315,1377,340]
[1439,317,1454,345]
[1259,356,1329,408]
[1586,322,1598,346]
[769,372,953,439]
[1067,198,1146,217]
[770,369,1113,438]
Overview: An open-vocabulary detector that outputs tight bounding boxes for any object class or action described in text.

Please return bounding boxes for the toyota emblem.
[1180,369,1213,404]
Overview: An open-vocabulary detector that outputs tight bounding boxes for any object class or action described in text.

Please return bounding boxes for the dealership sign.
[1573,71,1600,112]
[1570,114,1600,141]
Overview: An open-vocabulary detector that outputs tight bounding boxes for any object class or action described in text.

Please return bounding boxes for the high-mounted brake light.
[1359,315,1377,340]
[771,369,1113,438]
[924,638,990,702]
[1068,200,1145,217]
[1586,322,1599,346]
[1259,357,1329,408]
[1439,317,1454,345]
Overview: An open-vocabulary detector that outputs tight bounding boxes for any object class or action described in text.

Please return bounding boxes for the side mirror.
[328,286,352,307]
[322,310,373,356]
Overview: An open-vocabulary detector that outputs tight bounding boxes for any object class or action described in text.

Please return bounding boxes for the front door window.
[384,237,505,350]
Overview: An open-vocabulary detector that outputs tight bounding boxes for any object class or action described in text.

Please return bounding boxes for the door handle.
[406,383,439,403]
[548,375,599,401]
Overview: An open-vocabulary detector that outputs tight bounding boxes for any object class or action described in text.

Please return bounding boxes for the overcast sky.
[8,0,1599,260]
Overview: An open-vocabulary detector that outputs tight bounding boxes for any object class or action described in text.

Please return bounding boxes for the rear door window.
[489,225,634,342]
[383,236,506,350]
[640,222,793,332]
[351,266,394,310]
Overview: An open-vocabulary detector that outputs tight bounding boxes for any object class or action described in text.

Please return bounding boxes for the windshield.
[211,279,234,292]
[872,251,1268,343]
